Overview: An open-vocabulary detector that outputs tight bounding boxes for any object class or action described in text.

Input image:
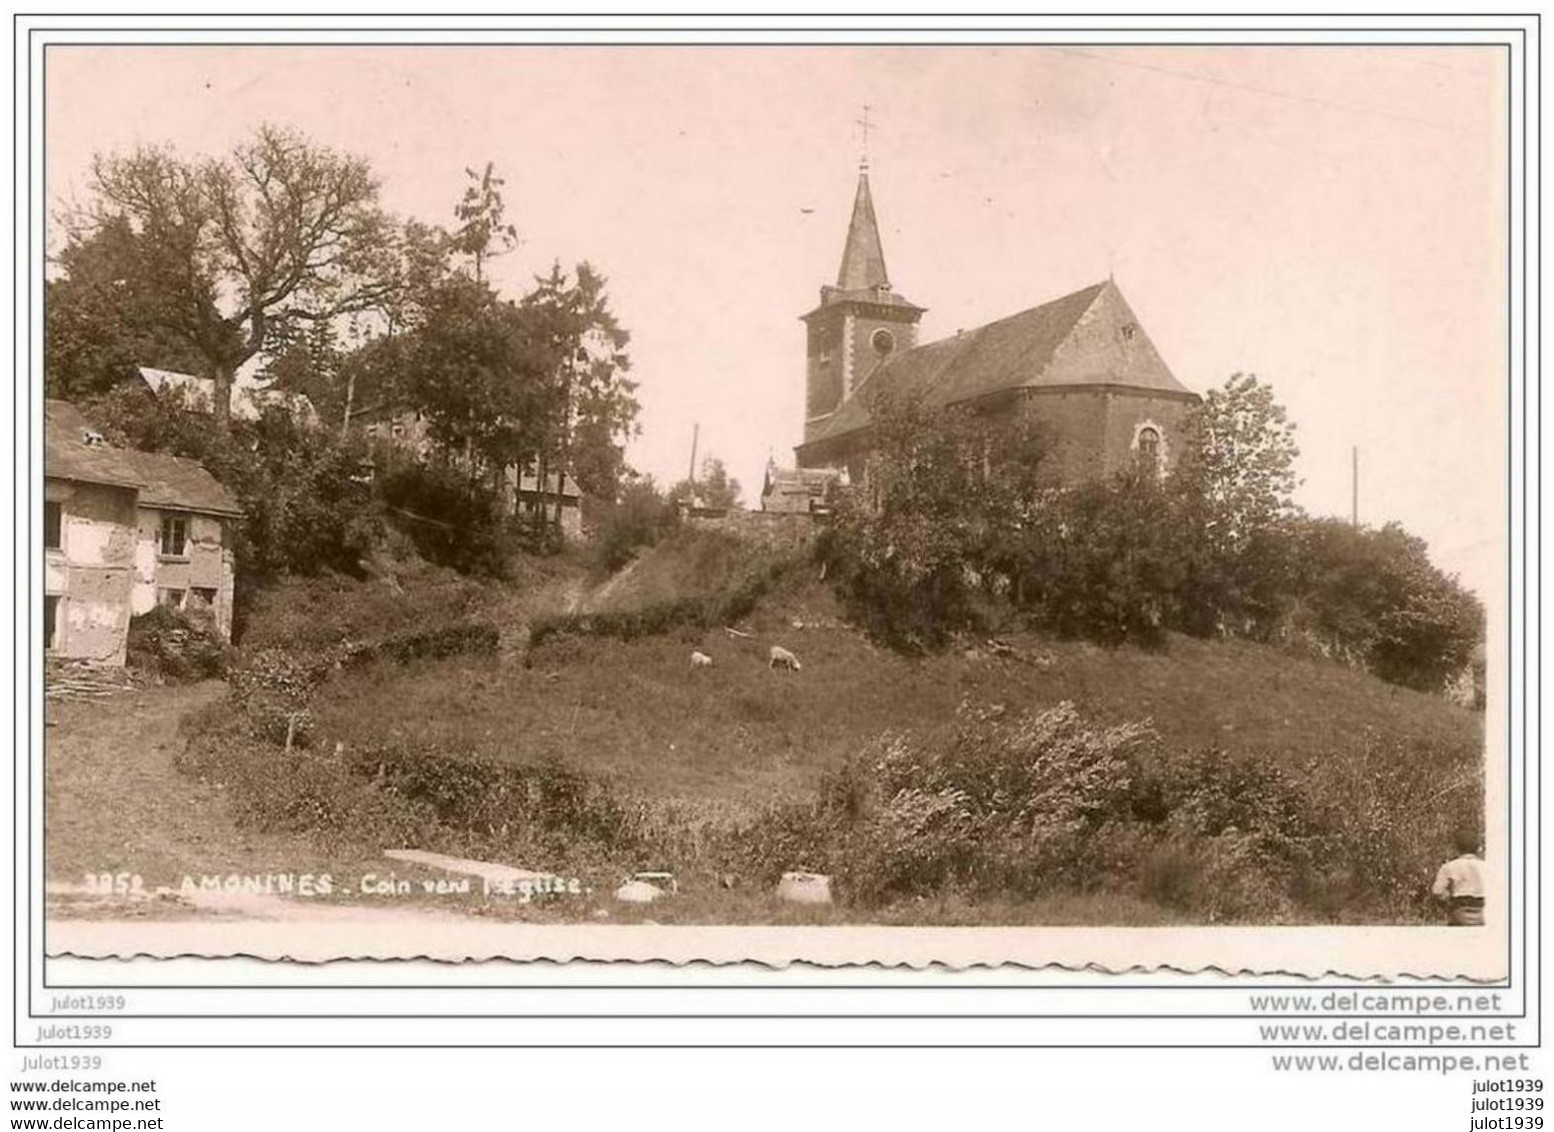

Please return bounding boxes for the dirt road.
[45,682,334,898]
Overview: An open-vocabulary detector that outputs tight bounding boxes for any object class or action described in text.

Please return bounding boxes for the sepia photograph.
[38,41,1507,973]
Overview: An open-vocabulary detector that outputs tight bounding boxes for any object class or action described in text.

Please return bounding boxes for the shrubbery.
[179,706,656,868]
[528,553,798,648]
[585,474,679,573]
[126,605,232,682]
[378,463,516,577]
[719,702,1480,923]
[821,376,1485,693]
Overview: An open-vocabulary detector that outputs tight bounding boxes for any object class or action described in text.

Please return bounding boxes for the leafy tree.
[587,472,679,571]
[519,262,637,519]
[45,215,209,398]
[451,162,518,284]
[1019,469,1189,646]
[670,456,743,511]
[821,396,1054,649]
[77,125,390,429]
[1284,518,1484,692]
[263,320,347,430]
[398,276,550,484]
[1174,372,1301,551]
[1170,373,1303,635]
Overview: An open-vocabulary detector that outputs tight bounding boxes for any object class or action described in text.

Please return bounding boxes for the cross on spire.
[856,103,873,171]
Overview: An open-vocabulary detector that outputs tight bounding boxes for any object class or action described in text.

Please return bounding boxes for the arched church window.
[1136,426,1161,470]
[871,328,896,357]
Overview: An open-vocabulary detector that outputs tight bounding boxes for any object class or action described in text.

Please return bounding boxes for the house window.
[157,588,186,610]
[190,586,218,608]
[159,514,189,558]
[44,501,62,550]
[44,595,59,650]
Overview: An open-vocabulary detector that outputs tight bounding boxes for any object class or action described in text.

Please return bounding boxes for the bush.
[376,622,500,663]
[1280,519,1484,693]
[177,719,653,870]
[586,476,679,572]
[378,463,514,577]
[126,605,231,682]
[723,700,1479,923]
[817,398,1055,652]
[819,375,1484,696]
[729,702,1146,906]
[1016,471,1186,647]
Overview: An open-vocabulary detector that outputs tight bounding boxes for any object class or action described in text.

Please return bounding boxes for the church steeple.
[836,170,891,292]
[799,166,925,444]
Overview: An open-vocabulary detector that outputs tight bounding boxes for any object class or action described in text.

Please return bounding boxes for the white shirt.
[1432,854,1485,900]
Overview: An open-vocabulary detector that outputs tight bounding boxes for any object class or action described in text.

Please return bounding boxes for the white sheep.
[768,645,802,672]
[690,650,713,669]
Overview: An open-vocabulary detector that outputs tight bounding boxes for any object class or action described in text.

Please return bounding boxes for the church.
[784,167,1199,495]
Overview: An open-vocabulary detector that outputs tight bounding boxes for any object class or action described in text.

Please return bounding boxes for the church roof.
[801,278,1193,450]
[836,171,890,291]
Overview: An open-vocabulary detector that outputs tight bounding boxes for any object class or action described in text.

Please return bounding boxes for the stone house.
[45,400,241,664]
[789,168,1199,484]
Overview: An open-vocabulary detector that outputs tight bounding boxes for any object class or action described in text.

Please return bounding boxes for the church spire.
[836,169,891,292]
[801,165,923,443]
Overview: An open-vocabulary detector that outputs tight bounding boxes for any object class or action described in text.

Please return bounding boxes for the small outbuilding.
[760,462,844,514]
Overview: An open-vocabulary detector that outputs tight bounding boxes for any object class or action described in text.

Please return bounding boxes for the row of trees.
[48,127,644,579]
[821,375,1483,694]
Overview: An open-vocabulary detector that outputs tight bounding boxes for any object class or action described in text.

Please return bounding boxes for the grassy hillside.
[313,603,1479,808]
[584,528,778,615]
[195,529,1484,924]
[295,527,1478,808]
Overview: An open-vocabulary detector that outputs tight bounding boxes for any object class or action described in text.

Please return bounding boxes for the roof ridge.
[912,280,1109,354]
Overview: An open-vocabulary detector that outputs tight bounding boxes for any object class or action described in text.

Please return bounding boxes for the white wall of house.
[132,508,236,640]
[43,478,137,665]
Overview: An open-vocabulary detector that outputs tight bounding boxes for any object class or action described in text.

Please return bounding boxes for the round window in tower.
[871,328,896,357]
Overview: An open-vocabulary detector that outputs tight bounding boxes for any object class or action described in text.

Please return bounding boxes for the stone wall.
[685,509,821,554]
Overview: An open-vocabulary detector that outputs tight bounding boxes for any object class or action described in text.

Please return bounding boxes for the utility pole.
[1351,446,1359,528]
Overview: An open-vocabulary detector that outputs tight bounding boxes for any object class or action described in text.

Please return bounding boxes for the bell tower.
[801,166,925,442]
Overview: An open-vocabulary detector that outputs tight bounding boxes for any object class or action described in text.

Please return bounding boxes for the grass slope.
[306,533,1481,819]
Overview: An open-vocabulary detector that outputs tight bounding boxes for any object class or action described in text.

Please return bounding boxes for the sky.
[44,45,1508,596]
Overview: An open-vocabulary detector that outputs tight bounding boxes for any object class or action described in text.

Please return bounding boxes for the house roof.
[127,450,243,516]
[44,399,242,516]
[138,365,320,426]
[800,279,1193,450]
[45,400,146,490]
